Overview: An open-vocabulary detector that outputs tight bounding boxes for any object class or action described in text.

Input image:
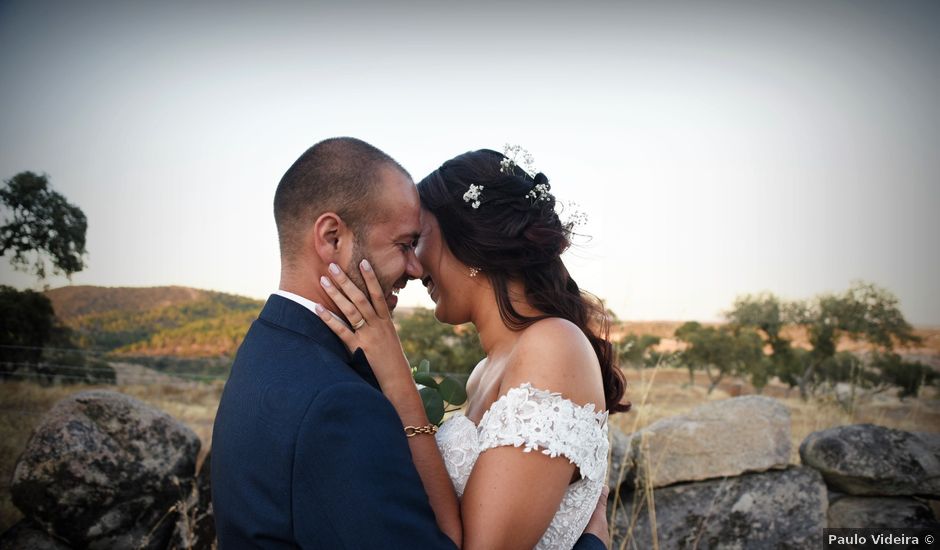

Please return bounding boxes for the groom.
[211,137,607,548]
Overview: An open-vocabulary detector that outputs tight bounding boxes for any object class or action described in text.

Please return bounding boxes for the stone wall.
[607,396,940,548]
[4,390,937,549]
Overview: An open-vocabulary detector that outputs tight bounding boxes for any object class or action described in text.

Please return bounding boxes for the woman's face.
[414,208,475,325]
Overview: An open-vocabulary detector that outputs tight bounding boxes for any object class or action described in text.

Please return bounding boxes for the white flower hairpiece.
[463,183,483,209]
[500,144,536,177]
[563,202,589,231]
[526,183,552,202]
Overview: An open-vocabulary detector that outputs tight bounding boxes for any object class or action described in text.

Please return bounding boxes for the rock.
[169,452,216,550]
[828,496,940,529]
[611,466,827,550]
[607,428,633,491]
[799,424,940,497]
[11,390,200,549]
[621,396,791,489]
[930,500,940,524]
[914,432,940,459]
[0,519,72,550]
[826,487,849,506]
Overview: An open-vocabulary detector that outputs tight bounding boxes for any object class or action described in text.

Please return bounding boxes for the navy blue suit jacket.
[211,294,605,549]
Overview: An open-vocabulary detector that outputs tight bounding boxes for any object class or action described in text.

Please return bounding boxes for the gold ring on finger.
[352,318,367,330]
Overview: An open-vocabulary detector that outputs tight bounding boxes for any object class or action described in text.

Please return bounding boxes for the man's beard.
[346,240,402,313]
[346,241,375,296]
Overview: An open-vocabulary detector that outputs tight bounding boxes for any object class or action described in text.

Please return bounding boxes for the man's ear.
[310,212,351,264]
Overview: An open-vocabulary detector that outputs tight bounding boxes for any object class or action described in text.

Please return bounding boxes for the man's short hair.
[274,137,410,262]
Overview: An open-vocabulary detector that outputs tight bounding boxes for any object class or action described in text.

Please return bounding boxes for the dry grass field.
[2,326,938,535]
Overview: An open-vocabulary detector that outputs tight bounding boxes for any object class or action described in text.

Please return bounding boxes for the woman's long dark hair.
[417,149,630,413]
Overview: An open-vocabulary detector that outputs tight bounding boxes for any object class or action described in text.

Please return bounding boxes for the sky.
[1,0,938,325]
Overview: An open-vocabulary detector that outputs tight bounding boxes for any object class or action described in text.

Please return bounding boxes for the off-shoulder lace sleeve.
[476,383,610,482]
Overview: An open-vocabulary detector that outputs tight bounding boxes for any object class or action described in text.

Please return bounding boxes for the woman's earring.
[468,267,480,278]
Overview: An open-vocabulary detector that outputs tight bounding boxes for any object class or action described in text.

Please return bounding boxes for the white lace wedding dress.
[435,383,610,550]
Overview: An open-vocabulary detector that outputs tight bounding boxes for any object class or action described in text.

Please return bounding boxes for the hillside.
[44,285,210,321]
[40,287,940,365]
[45,286,263,357]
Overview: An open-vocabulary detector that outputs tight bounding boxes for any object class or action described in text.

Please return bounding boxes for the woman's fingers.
[320,274,364,327]
[313,303,356,351]
[327,263,377,321]
[359,260,390,319]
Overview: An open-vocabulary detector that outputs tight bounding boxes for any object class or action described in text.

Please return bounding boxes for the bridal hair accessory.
[501,144,554,204]
[563,202,589,232]
[463,184,483,209]
[404,424,439,437]
[526,180,552,203]
[500,143,536,177]
[468,267,480,277]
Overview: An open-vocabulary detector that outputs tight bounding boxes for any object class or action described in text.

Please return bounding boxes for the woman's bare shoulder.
[501,317,604,406]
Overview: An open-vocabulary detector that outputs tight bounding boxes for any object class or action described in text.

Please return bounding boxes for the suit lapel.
[258,294,381,390]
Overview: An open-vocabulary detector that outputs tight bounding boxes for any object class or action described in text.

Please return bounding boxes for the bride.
[315,148,630,549]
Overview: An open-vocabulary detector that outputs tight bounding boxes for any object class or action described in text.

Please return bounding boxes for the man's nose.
[405,249,424,280]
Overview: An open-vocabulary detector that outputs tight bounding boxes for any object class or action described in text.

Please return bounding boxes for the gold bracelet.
[404,424,438,437]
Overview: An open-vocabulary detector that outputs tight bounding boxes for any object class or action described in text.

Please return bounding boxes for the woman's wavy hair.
[417,149,630,413]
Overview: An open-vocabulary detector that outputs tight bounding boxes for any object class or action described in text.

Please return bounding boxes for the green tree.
[726,292,795,358]
[0,285,54,376]
[0,285,111,384]
[817,351,860,387]
[675,322,764,394]
[871,351,936,399]
[791,281,921,399]
[726,292,801,394]
[616,333,660,371]
[0,172,107,384]
[674,321,704,386]
[1,171,87,280]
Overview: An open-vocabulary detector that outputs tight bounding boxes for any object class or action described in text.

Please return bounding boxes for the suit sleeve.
[573,533,607,550]
[293,382,458,549]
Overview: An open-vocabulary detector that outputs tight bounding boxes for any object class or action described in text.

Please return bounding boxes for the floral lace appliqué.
[435,383,609,550]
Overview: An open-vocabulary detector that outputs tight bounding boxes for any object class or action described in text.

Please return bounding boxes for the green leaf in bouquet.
[413,372,438,389]
[438,376,467,406]
[419,386,445,425]
[417,359,430,374]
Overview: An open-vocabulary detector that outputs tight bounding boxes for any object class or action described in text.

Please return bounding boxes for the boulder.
[914,432,940,458]
[607,428,633,491]
[828,496,940,529]
[799,424,940,497]
[11,390,200,549]
[611,466,827,549]
[0,520,72,550]
[619,396,791,489]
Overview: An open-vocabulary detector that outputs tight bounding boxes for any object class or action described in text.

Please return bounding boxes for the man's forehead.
[372,171,420,236]
[387,202,421,239]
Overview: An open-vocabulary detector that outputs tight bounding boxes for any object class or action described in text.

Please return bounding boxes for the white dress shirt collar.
[273,289,323,317]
